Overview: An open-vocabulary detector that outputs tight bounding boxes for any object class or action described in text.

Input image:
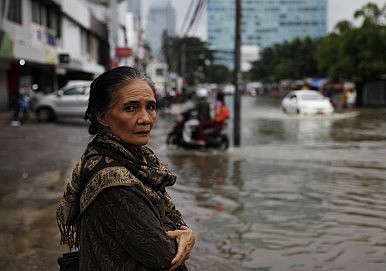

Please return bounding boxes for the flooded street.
[154,96,386,271]
[1,96,386,270]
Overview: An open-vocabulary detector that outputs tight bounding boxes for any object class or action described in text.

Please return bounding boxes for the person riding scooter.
[196,91,230,145]
[182,88,211,146]
[167,89,230,150]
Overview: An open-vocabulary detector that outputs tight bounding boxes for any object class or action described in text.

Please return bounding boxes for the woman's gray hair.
[84,66,156,135]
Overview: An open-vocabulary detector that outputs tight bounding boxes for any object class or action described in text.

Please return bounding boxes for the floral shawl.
[56,133,181,250]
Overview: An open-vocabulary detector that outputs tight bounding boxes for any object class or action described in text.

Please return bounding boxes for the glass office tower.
[207,0,327,69]
[145,1,176,57]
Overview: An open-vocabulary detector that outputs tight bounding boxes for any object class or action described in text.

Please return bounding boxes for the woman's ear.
[96,112,109,127]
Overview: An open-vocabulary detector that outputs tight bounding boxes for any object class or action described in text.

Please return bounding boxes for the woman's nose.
[137,108,151,124]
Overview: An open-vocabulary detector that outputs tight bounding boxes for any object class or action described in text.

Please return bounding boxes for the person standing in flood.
[56,66,195,270]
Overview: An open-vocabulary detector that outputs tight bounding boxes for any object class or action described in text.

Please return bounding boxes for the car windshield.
[298,93,324,101]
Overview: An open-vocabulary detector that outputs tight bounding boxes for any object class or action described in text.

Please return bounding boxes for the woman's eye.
[124,105,136,112]
[147,103,157,111]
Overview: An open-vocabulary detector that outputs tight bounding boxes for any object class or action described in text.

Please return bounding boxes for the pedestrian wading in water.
[56,66,196,270]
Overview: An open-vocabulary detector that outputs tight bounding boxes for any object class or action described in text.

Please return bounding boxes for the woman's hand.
[166,226,196,270]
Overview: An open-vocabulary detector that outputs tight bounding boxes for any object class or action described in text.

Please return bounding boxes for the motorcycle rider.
[182,88,210,146]
[196,91,230,145]
[166,89,229,149]
[194,88,211,122]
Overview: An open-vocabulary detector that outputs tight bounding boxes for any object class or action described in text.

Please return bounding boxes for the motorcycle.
[166,109,229,150]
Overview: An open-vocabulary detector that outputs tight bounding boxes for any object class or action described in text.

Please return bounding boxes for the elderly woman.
[56,66,195,271]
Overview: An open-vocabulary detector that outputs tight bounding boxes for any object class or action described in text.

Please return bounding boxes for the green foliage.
[249,2,386,85]
[163,36,217,85]
[205,64,232,84]
[248,37,320,82]
[314,2,386,83]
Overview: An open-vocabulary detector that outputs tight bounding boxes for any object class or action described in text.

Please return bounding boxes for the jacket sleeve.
[89,186,178,270]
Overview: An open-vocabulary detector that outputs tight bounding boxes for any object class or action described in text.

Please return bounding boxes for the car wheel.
[36,108,54,122]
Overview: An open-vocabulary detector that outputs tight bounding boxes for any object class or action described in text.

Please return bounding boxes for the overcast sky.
[140,0,386,39]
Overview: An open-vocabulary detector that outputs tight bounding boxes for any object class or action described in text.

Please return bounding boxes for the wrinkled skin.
[166,226,196,270]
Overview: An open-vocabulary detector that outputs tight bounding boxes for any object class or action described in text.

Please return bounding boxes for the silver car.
[31,80,92,121]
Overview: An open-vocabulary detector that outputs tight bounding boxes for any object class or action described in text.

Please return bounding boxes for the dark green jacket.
[80,185,179,270]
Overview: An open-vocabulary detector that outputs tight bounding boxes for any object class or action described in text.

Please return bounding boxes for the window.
[2,0,22,23]
[31,0,60,38]
[156,68,164,76]
[32,0,44,24]
[47,10,58,32]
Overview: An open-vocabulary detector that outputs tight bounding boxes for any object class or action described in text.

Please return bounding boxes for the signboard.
[115,47,132,57]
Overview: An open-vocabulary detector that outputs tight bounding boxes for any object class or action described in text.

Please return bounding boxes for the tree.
[163,36,214,85]
[314,3,386,83]
[204,64,232,84]
[248,37,320,82]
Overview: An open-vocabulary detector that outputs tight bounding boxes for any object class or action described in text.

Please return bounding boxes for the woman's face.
[97,79,157,146]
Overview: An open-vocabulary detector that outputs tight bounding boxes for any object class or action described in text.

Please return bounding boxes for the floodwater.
[153,96,386,271]
[0,96,386,271]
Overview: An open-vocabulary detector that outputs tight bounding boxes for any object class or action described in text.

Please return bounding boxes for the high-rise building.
[127,0,142,29]
[145,1,176,57]
[207,0,327,69]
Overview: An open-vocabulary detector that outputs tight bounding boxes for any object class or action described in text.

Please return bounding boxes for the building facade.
[145,0,176,58]
[84,0,133,68]
[0,0,109,111]
[207,0,327,69]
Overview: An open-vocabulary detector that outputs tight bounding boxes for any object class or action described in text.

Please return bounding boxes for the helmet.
[196,88,208,98]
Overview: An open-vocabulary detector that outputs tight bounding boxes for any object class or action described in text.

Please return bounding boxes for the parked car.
[281,90,334,115]
[30,80,92,121]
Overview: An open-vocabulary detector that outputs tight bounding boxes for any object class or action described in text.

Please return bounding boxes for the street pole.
[233,0,241,146]
[181,43,186,78]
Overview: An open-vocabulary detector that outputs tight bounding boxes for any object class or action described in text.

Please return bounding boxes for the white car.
[31,80,92,121]
[281,90,334,115]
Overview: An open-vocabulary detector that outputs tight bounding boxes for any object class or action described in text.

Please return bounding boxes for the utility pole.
[181,43,186,78]
[233,0,241,146]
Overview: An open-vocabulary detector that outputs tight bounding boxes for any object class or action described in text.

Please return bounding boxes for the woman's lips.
[134,131,150,136]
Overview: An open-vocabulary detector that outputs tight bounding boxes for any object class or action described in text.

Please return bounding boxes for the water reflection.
[1,96,385,271]
[159,97,386,271]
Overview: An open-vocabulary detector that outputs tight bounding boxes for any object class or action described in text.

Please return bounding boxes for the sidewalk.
[0,110,42,129]
[0,111,13,126]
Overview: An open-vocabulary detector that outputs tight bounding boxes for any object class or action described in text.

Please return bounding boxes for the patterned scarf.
[56,133,179,250]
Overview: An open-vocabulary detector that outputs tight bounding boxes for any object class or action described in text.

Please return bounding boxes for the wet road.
[1,96,386,270]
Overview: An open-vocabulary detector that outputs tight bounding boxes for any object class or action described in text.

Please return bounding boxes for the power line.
[179,0,195,35]
[189,0,206,36]
[183,0,205,36]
